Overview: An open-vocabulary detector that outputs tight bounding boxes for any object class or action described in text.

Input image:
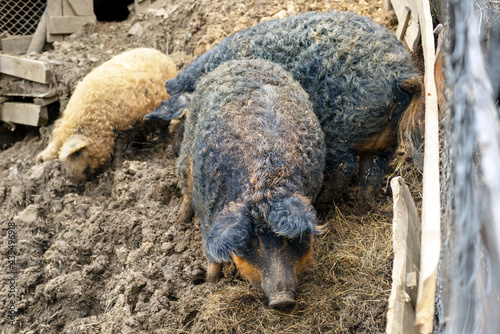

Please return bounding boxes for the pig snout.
[64,164,91,185]
[268,292,297,310]
[262,261,298,310]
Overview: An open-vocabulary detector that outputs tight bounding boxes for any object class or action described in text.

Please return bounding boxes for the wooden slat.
[0,103,48,127]
[415,0,441,332]
[0,55,52,84]
[49,15,96,34]
[387,177,421,334]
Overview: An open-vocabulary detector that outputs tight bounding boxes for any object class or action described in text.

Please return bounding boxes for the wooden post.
[415,0,441,332]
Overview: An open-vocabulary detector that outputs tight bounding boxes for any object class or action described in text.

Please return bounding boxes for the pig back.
[177,59,325,238]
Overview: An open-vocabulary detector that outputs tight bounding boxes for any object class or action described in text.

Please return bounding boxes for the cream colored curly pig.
[37,48,177,183]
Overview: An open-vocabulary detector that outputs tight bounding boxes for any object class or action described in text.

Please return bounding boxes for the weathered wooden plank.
[0,55,52,84]
[49,15,97,34]
[67,0,94,16]
[0,102,48,127]
[47,0,64,42]
[415,0,441,332]
[386,176,421,334]
[1,35,33,55]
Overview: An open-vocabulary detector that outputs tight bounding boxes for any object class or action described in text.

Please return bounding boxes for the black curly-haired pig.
[176,59,325,309]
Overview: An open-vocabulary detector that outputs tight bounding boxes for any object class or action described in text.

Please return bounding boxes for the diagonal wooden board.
[67,0,94,16]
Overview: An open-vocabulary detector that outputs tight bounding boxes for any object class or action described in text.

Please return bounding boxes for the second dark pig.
[177,59,325,309]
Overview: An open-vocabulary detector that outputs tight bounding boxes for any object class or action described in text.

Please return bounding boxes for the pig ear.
[59,134,88,162]
[205,204,251,263]
[268,195,318,238]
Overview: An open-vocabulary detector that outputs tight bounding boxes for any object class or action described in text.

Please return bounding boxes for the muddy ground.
[0,0,422,333]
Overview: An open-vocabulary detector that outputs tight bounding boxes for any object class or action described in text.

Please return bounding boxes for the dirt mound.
[0,1,420,333]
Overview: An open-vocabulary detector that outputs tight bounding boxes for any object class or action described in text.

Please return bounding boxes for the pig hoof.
[356,193,377,213]
[269,295,296,310]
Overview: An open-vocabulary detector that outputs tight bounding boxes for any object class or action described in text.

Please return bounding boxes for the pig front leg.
[113,132,128,169]
[358,149,395,211]
[315,149,358,210]
[206,261,222,283]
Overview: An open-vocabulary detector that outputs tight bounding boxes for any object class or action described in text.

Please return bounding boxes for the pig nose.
[268,292,296,310]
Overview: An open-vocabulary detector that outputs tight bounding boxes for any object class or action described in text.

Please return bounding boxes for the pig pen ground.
[0,0,423,333]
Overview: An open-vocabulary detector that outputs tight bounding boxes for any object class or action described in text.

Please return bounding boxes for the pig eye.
[70,149,83,159]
